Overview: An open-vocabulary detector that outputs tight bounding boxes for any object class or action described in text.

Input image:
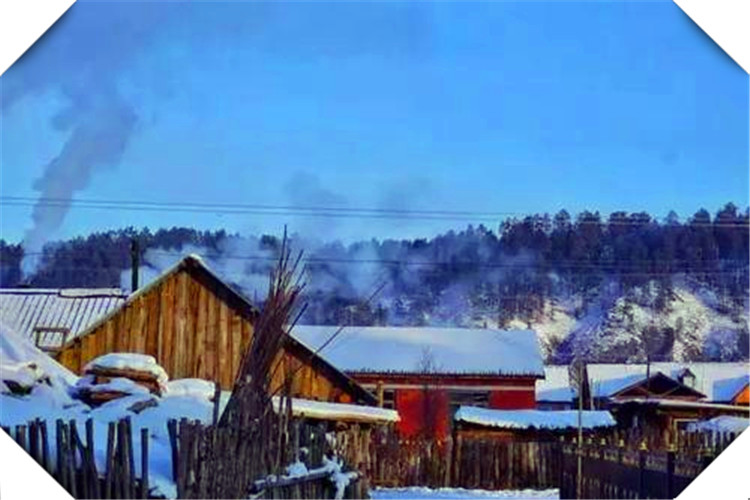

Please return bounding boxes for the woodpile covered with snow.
[75,353,169,406]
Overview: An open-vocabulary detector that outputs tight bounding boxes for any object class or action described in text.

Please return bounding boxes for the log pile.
[74,353,168,407]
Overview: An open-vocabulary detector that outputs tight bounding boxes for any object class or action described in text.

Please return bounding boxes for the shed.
[291,325,545,439]
[54,255,376,405]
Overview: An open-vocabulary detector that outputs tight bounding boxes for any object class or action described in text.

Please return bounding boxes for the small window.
[673,418,697,431]
[382,389,396,409]
[448,390,489,415]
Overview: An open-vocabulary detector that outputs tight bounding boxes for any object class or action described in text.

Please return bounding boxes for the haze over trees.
[1,203,747,363]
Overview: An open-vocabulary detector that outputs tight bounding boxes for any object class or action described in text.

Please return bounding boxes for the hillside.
[1,204,747,363]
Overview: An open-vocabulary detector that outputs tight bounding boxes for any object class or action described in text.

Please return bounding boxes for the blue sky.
[1,0,748,247]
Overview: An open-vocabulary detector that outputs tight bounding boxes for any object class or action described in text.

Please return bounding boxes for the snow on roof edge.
[455,406,616,430]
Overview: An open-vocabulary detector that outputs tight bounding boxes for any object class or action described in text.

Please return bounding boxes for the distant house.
[536,362,750,434]
[0,288,127,353]
[537,362,750,408]
[48,255,376,406]
[290,326,545,439]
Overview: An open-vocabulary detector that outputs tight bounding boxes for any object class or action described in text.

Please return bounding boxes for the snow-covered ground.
[0,321,228,498]
[370,487,559,499]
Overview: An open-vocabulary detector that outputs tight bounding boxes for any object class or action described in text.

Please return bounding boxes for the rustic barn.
[290,326,545,439]
[53,255,376,404]
[0,288,127,353]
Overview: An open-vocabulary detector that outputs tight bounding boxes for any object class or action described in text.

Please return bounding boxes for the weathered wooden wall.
[58,268,252,388]
[57,265,363,401]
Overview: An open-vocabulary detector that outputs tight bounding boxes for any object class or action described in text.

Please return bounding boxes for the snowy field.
[370,487,560,499]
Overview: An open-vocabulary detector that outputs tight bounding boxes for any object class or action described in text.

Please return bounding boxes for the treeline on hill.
[1,203,748,337]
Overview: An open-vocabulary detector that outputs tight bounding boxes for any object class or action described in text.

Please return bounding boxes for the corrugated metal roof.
[0,289,128,347]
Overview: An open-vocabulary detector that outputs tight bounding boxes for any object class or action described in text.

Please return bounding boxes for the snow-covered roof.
[0,320,78,387]
[454,406,616,430]
[612,398,750,413]
[687,416,749,434]
[289,326,544,377]
[537,362,750,403]
[271,396,399,424]
[0,288,127,345]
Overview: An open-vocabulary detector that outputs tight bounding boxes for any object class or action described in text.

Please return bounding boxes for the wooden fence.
[168,418,369,499]
[2,418,149,499]
[3,416,369,499]
[367,427,742,495]
[369,431,562,490]
[559,430,741,499]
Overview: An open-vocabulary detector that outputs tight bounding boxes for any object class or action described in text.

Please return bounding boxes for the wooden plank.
[105,317,116,354]
[136,295,149,353]
[81,334,94,366]
[230,313,242,385]
[145,286,160,357]
[120,303,133,352]
[218,301,230,387]
[195,285,208,379]
[205,292,217,384]
[157,283,167,365]
[185,277,198,379]
[174,272,189,378]
[161,274,176,376]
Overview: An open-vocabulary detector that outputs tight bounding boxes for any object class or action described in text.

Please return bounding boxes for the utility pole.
[130,238,140,292]
[577,359,583,500]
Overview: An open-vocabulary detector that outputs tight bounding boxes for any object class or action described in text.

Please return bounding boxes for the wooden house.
[290,326,545,439]
[537,362,750,410]
[608,398,750,437]
[53,255,376,405]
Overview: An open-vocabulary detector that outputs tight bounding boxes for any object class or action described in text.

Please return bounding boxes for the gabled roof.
[290,326,545,377]
[70,254,260,340]
[0,288,127,346]
[67,255,377,405]
[538,362,750,403]
[610,371,705,400]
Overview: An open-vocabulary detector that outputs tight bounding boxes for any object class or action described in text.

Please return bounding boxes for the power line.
[2,196,748,227]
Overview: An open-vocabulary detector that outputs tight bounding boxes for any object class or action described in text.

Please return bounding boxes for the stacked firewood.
[73,353,167,407]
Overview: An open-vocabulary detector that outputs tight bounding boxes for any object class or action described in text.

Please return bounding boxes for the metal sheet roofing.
[0,289,128,347]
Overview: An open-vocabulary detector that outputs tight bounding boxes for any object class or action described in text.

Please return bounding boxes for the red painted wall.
[394,388,451,439]
[391,386,536,439]
[488,389,536,409]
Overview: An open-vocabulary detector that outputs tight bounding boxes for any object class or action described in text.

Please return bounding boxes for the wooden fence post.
[40,419,51,474]
[212,383,221,426]
[105,421,116,498]
[666,450,675,499]
[141,427,150,499]
[638,448,646,499]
